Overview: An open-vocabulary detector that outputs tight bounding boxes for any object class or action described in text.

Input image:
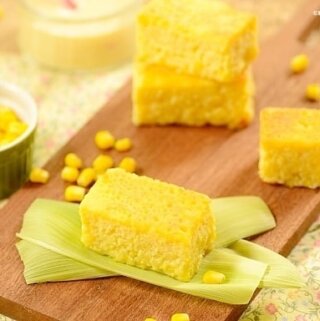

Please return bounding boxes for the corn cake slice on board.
[136,0,258,82]
[259,108,320,188]
[80,168,215,282]
[133,64,254,129]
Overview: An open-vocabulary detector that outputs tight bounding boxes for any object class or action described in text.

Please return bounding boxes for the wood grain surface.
[1,1,320,320]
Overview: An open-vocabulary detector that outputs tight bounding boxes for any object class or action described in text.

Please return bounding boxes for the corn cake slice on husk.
[80,169,215,282]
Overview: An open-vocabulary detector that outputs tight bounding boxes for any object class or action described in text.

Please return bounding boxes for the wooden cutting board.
[1,1,320,320]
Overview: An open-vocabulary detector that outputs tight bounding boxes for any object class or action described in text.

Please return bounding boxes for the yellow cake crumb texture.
[133,64,254,129]
[259,107,320,188]
[80,168,215,281]
[260,108,320,147]
[136,0,258,82]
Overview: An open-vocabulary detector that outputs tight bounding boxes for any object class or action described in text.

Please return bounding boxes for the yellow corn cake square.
[80,168,215,281]
[132,64,255,129]
[136,0,258,82]
[259,107,320,188]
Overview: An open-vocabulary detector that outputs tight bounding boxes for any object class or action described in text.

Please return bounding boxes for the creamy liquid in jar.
[19,0,140,71]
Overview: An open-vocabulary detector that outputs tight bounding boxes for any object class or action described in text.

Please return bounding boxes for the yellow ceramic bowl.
[0,81,37,199]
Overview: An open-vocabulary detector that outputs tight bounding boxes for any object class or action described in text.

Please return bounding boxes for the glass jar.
[18,0,141,71]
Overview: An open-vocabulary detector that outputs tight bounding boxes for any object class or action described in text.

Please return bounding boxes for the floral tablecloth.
[1,0,320,320]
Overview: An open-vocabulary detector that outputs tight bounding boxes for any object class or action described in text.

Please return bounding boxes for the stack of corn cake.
[133,0,259,129]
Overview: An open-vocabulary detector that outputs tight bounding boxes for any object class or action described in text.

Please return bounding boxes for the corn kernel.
[64,153,83,169]
[29,168,50,184]
[7,121,28,137]
[171,313,190,321]
[0,107,18,131]
[61,166,79,183]
[144,318,157,321]
[92,155,114,173]
[118,157,137,173]
[0,134,15,145]
[306,83,320,101]
[114,138,132,152]
[290,54,309,73]
[77,167,96,187]
[64,185,86,202]
[95,130,115,149]
[0,107,28,147]
[202,270,226,284]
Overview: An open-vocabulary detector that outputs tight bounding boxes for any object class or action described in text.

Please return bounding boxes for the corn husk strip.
[17,238,303,290]
[213,196,276,248]
[19,237,266,304]
[229,240,304,288]
[16,240,115,284]
[17,199,267,304]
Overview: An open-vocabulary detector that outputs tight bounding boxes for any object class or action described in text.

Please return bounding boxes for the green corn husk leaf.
[19,238,267,305]
[17,238,303,289]
[213,196,276,248]
[229,240,304,288]
[16,240,116,284]
[16,198,302,303]
[17,198,269,304]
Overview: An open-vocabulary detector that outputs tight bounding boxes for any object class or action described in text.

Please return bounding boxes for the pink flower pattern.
[265,303,278,315]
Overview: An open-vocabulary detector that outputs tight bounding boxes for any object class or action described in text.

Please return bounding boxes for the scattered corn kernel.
[77,167,96,187]
[118,157,137,173]
[64,153,83,169]
[202,270,226,284]
[61,166,80,183]
[95,130,115,149]
[171,313,190,321]
[29,168,50,184]
[92,155,114,173]
[290,54,309,73]
[114,138,132,152]
[306,83,320,101]
[144,318,157,321]
[64,185,86,202]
